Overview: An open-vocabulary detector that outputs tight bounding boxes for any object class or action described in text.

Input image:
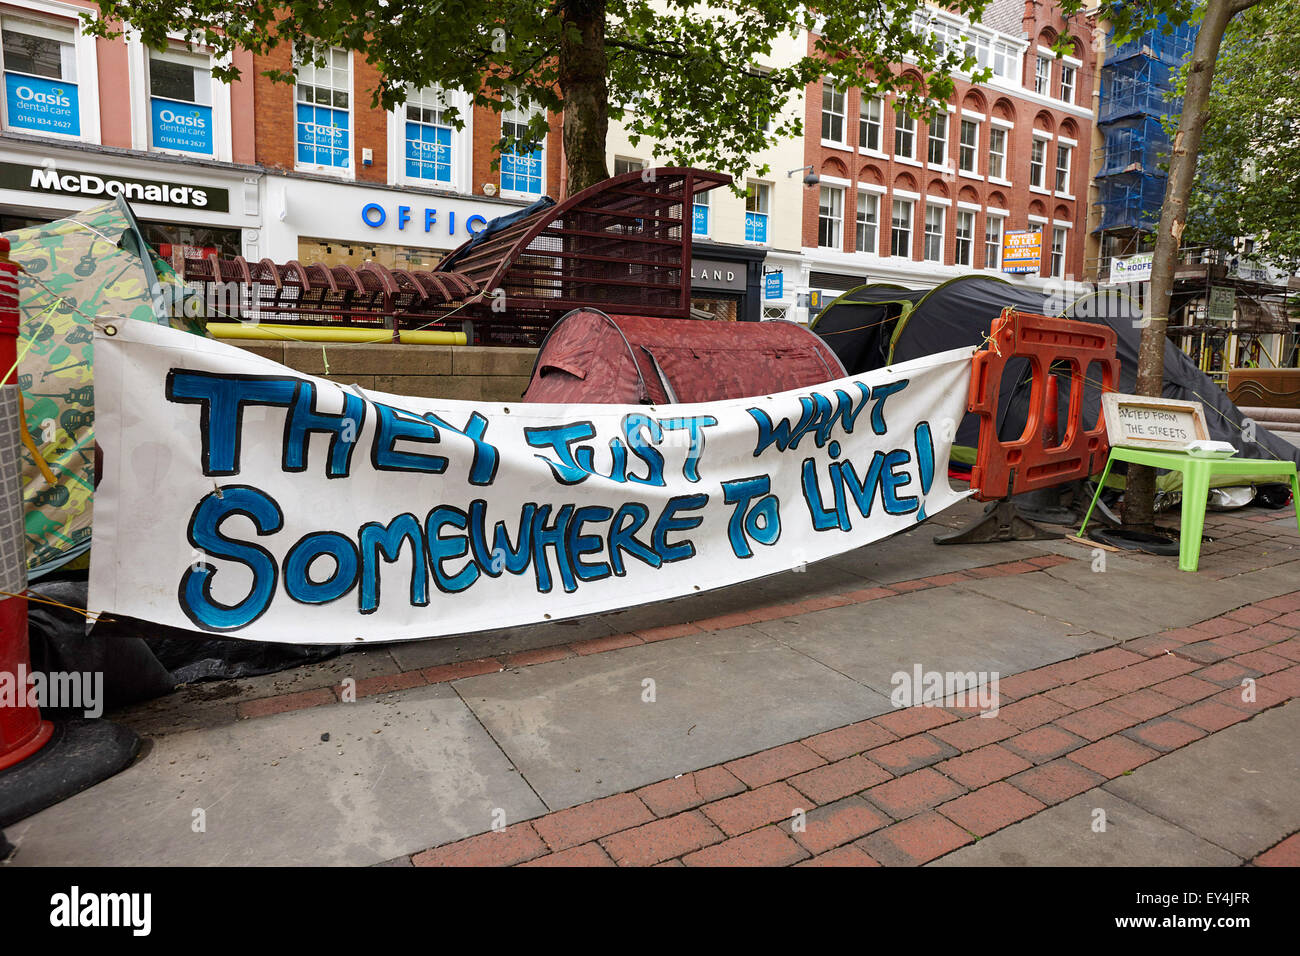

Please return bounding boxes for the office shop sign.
[0,162,230,212]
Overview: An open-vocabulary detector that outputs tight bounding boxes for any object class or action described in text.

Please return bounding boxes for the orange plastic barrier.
[967,308,1119,502]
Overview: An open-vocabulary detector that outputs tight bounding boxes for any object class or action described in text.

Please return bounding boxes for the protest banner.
[88,322,974,644]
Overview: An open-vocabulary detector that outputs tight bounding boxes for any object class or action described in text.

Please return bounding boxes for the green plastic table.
[1078,446,1300,572]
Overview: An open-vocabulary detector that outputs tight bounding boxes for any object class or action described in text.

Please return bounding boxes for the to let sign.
[1101,393,1209,451]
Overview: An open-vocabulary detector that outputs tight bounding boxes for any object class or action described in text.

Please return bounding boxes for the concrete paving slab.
[930,790,1241,866]
[387,615,620,670]
[1218,559,1300,604]
[960,560,1239,639]
[750,587,1112,701]
[6,684,546,866]
[1103,701,1300,860]
[454,627,891,810]
[825,524,1045,585]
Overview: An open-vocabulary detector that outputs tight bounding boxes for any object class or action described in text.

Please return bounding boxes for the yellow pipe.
[207,322,467,345]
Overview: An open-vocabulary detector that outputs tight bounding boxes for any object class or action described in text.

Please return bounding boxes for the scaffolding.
[1093,17,1198,273]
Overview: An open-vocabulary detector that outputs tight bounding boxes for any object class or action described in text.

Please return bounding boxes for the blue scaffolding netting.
[1094,16,1199,234]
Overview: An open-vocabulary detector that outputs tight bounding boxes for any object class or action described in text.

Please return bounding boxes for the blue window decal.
[693,203,709,236]
[296,102,350,169]
[405,120,452,182]
[501,146,542,195]
[151,96,213,155]
[745,211,768,244]
[4,73,78,136]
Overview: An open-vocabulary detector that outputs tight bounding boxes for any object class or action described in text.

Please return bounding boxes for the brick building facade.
[800,0,1098,305]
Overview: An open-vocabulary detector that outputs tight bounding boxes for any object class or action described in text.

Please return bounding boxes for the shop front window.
[148,47,213,155]
[404,86,453,184]
[295,47,351,170]
[1,14,79,137]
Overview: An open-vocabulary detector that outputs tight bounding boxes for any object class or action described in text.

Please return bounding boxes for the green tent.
[7,197,206,578]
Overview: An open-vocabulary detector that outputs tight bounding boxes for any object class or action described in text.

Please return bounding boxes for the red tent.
[523,309,846,404]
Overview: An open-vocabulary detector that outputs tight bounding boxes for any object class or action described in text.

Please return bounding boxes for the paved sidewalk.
[6,497,1300,866]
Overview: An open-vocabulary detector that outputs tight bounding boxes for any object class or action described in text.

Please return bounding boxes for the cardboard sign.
[1101,393,1209,451]
[89,322,975,644]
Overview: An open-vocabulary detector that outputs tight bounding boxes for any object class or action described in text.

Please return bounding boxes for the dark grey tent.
[811,274,1300,492]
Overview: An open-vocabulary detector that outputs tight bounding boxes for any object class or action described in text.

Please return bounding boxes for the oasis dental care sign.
[4,73,79,135]
[150,97,214,155]
[89,323,974,644]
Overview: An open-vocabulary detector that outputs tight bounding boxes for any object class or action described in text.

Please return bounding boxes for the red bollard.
[1042,372,1060,448]
[0,235,53,770]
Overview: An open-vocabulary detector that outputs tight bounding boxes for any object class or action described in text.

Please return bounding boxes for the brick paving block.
[682,825,810,867]
[1189,616,1249,638]
[238,688,336,720]
[1054,703,1141,742]
[1232,649,1293,675]
[859,812,974,866]
[1045,682,1117,709]
[1254,833,1300,867]
[994,560,1041,575]
[632,622,705,643]
[694,610,765,632]
[1269,639,1300,663]
[889,578,934,593]
[1213,683,1290,715]
[1128,654,1202,684]
[938,781,1046,837]
[1177,641,1235,664]
[1171,700,1251,733]
[996,669,1063,701]
[518,842,616,867]
[1150,674,1222,703]
[503,646,574,668]
[1211,632,1272,655]
[352,671,431,698]
[789,756,893,804]
[1040,648,1145,685]
[635,766,746,817]
[599,811,725,866]
[1123,717,1207,753]
[412,823,547,867]
[1008,759,1106,806]
[1248,621,1300,642]
[930,716,1018,751]
[1106,688,1182,722]
[1257,665,1300,699]
[873,705,959,738]
[421,657,504,683]
[1256,593,1300,613]
[797,844,882,867]
[937,744,1033,789]
[867,734,960,774]
[571,633,644,655]
[1123,631,1195,657]
[863,767,966,819]
[533,793,655,851]
[1067,736,1159,778]
[922,571,973,587]
[998,694,1073,731]
[1273,610,1300,629]
[1195,659,1256,687]
[724,741,825,788]
[1003,725,1089,764]
[1225,605,1280,626]
[802,720,899,761]
[701,782,806,837]
[782,796,892,855]
[839,586,898,603]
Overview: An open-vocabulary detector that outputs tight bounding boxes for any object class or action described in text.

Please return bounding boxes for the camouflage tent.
[7,197,206,578]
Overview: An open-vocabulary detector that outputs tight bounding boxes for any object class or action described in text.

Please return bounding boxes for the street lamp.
[787,165,820,186]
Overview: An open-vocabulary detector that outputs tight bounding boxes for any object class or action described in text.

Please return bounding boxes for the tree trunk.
[558,0,610,196]
[1123,0,1243,529]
